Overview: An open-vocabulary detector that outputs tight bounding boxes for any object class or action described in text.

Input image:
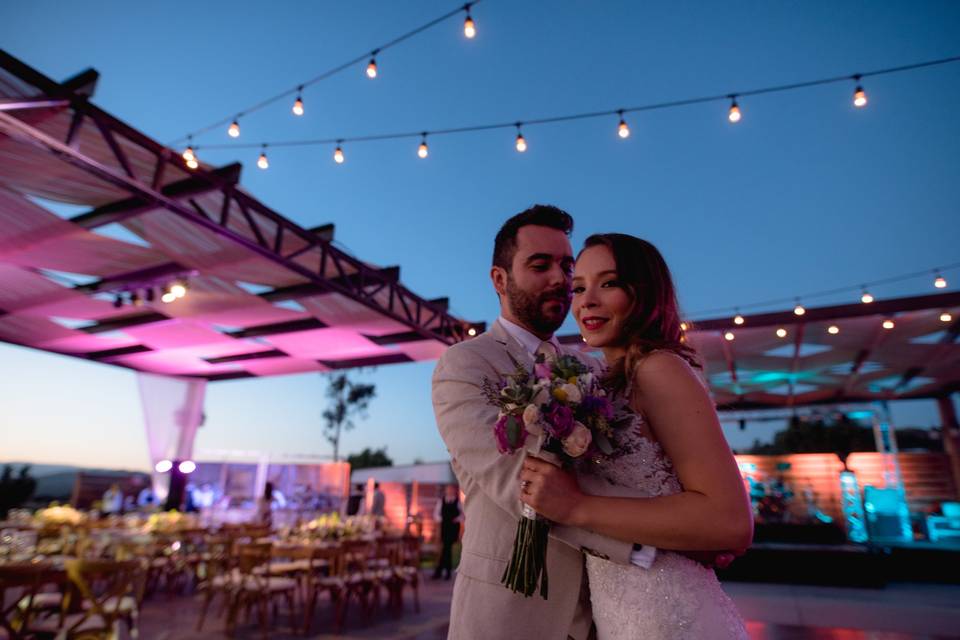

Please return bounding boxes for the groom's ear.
[490,265,508,297]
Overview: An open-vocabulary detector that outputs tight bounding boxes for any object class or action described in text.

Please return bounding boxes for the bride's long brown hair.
[579,233,700,396]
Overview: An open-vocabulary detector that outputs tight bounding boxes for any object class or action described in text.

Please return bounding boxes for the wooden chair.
[225,543,298,637]
[394,534,422,613]
[301,545,345,635]
[0,562,63,640]
[54,558,145,640]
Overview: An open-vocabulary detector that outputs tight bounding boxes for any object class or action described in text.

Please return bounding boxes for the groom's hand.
[519,455,585,526]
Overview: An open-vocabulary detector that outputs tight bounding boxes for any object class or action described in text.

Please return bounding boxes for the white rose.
[522,404,544,436]
[561,383,582,404]
[562,422,592,458]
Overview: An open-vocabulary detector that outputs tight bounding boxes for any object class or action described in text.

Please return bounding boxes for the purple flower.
[544,402,575,439]
[581,395,613,421]
[494,414,526,454]
[534,362,552,380]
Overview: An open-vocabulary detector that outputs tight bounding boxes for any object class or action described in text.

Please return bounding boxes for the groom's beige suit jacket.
[432,319,633,640]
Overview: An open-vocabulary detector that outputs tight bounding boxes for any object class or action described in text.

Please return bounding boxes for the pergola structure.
[0,50,480,487]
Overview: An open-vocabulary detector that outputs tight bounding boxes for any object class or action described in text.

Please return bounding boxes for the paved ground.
[138,575,960,639]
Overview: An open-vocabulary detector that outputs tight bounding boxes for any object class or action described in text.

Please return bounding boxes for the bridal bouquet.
[482,352,624,599]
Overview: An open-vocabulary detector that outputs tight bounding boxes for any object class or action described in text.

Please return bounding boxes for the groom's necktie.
[535,340,558,363]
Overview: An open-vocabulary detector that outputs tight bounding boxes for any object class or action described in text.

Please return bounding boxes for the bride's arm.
[520,351,753,551]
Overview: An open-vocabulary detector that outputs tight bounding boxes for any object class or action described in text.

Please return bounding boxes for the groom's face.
[494,225,574,337]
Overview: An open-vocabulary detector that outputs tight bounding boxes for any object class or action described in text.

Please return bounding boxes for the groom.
[432,205,643,640]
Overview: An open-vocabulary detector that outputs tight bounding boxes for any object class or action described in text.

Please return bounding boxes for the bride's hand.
[519,455,585,525]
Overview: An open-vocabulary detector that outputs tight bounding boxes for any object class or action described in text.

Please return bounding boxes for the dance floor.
[137,576,960,639]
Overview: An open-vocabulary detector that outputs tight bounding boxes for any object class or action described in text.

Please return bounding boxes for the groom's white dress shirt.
[497,316,657,569]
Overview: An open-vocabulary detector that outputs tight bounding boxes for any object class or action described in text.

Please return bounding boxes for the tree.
[0,465,37,518]
[347,447,394,470]
[322,373,376,462]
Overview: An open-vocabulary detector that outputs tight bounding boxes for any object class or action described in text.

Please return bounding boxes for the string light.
[733,310,745,325]
[934,271,947,288]
[515,124,527,152]
[463,4,476,38]
[861,288,874,304]
[617,111,630,138]
[940,312,953,323]
[292,87,304,116]
[467,327,478,337]
[160,286,177,304]
[186,156,199,170]
[852,75,868,108]
[828,325,840,335]
[334,141,345,164]
[175,54,960,156]
[228,119,240,138]
[418,134,429,159]
[170,280,188,299]
[257,145,269,170]
[882,319,895,330]
[727,96,742,123]
[776,328,788,338]
[182,137,195,162]
[366,53,379,79]
[793,300,806,316]
[680,322,688,332]
[724,331,735,341]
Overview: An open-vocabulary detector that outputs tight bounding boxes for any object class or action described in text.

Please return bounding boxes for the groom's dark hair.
[492,204,574,270]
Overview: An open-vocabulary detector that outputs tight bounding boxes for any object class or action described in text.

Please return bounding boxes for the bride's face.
[572,245,634,355]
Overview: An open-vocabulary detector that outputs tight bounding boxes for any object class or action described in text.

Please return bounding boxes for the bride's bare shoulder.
[631,350,702,393]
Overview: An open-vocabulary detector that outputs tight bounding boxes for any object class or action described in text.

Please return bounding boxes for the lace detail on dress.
[583,411,748,640]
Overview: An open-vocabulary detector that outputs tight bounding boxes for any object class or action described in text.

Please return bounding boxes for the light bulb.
[941,312,953,323]
[418,137,428,159]
[934,274,947,288]
[853,86,867,108]
[161,291,177,304]
[186,158,199,170]
[680,322,688,332]
[861,291,874,304]
[734,314,745,325]
[618,118,630,139]
[334,145,344,164]
[724,331,735,341]
[776,328,787,338]
[170,281,187,298]
[467,327,477,337]
[464,15,476,38]
[292,96,304,116]
[228,120,240,138]
[882,319,895,330]
[728,98,741,123]
[367,58,378,78]
[515,133,527,152]
[257,151,269,170]
[794,304,806,316]
[182,146,195,162]
[828,325,840,335]
[155,460,173,473]
[178,460,196,474]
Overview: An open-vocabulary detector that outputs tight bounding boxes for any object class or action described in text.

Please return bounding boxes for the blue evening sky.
[1,1,958,470]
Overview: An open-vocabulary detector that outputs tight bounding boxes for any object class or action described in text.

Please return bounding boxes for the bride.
[519,233,752,639]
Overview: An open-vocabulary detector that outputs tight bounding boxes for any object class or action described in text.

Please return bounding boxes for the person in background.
[101,483,123,515]
[370,482,386,517]
[433,484,463,580]
[257,482,275,528]
[136,485,155,509]
[345,483,364,516]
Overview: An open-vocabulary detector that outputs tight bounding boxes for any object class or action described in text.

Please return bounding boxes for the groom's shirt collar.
[497,315,561,357]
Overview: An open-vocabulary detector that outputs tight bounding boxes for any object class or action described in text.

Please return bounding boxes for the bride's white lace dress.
[583,409,748,640]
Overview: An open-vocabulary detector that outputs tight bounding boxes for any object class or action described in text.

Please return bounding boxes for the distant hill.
[2,462,149,502]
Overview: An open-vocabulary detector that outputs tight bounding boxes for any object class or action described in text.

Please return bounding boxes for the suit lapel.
[489,318,535,370]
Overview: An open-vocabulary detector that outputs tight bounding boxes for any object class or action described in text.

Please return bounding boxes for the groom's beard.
[505,275,571,337]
